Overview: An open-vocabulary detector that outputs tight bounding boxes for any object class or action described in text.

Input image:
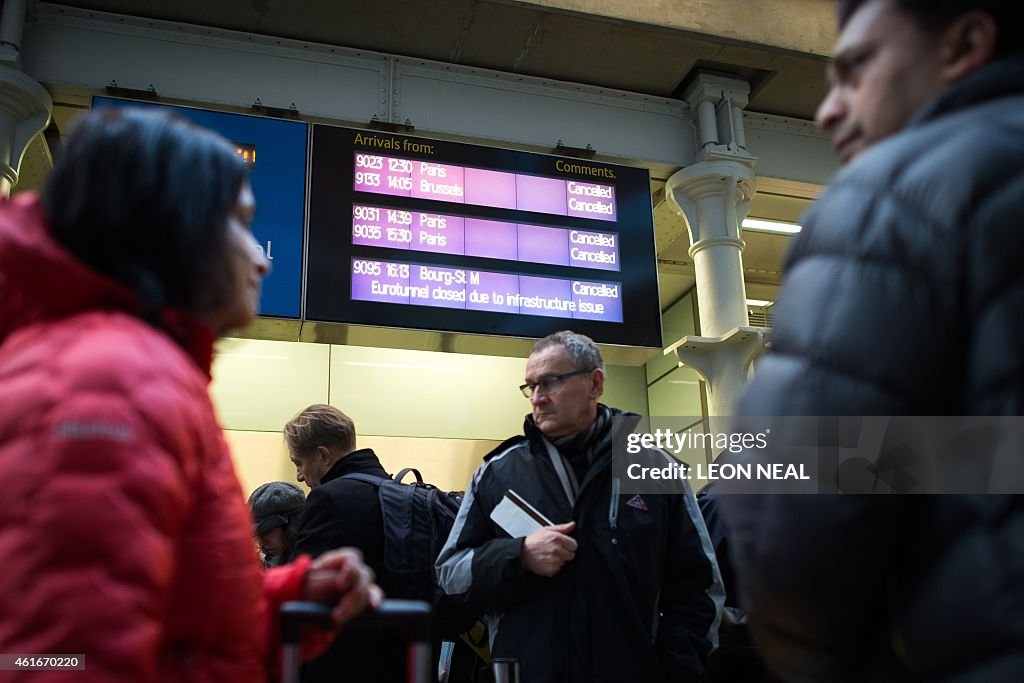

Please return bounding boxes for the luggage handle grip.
[281,599,432,643]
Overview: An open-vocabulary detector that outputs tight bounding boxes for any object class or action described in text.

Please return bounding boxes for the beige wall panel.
[225,429,496,498]
[602,364,649,416]
[329,345,526,439]
[648,366,704,419]
[225,429,295,498]
[211,338,331,432]
[329,344,649,439]
[215,342,648,496]
[646,373,711,486]
[359,435,498,493]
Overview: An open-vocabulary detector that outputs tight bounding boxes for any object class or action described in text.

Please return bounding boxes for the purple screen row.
[353,153,617,222]
[351,258,623,322]
[352,205,619,272]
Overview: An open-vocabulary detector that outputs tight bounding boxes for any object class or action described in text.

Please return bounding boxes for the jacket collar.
[523,403,631,445]
[0,193,217,376]
[320,448,389,486]
[523,404,640,487]
[910,54,1024,129]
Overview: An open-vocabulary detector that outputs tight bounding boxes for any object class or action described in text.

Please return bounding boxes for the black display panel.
[306,125,662,347]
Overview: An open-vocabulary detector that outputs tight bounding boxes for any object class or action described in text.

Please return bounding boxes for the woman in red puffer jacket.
[0,108,378,683]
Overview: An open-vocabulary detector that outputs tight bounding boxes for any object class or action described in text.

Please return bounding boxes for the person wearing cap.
[249,481,306,568]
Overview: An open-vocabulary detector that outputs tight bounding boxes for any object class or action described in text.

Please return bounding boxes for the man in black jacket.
[721,2,1024,681]
[436,331,723,683]
[286,404,404,683]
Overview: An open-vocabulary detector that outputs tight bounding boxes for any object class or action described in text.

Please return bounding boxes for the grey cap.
[248,481,305,535]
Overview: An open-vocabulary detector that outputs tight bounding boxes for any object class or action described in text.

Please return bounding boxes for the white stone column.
[664,73,768,417]
[669,158,753,337]
[0,0,52,197]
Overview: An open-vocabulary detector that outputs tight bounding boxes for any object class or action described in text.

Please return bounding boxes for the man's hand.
[304,548,384,625]
[521,521,577,577]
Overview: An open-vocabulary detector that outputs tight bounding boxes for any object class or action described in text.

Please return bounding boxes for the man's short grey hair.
[532,330,604,370]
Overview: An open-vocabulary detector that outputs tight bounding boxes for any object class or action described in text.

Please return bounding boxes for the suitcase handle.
[280,600,433,683]
[281,599,432,642]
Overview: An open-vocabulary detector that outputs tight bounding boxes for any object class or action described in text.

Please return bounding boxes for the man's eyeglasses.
[520,368,593,398]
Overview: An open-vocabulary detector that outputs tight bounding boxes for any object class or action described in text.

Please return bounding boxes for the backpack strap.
[339,473,391,487]
[394,468,424,484]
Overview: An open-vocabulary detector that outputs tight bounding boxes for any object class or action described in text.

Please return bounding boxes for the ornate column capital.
[665,154,757,244]
[0,65,52,194]
[681,73,750,111]
[682,73,753,156]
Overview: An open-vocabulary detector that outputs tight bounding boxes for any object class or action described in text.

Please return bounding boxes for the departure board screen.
[307,126,661,347]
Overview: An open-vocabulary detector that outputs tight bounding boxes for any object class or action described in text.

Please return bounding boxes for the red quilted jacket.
[0,195,310,682]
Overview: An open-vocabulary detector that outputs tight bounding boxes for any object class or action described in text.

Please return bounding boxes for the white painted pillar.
[696,99,719,149]
[0,0,52,197]
[670,162,753,337]
[665,73,768,416]
[730,101,748,151]
[0,0,27,52]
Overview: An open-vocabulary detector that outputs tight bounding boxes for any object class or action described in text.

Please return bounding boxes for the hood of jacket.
[909,54,1024,130]
[0,193,216,375]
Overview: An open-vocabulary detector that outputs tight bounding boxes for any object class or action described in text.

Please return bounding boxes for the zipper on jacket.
[608,477,620,543]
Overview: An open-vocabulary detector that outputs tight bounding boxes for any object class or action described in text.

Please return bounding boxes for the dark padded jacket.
[295,449,405,683]
[723,56,1024,683]
[436,407,723,683]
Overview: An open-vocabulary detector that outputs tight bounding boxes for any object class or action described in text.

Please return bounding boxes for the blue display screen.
[91,97,308,319]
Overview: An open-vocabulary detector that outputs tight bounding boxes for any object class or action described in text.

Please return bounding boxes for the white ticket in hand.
[490,489,554,538]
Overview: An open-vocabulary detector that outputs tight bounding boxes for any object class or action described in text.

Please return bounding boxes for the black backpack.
[341,468,477,638]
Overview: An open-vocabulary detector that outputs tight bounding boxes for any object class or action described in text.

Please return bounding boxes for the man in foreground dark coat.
[721,1,1024,681]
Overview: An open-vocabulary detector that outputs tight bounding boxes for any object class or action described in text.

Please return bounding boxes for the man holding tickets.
[436,331,723,683]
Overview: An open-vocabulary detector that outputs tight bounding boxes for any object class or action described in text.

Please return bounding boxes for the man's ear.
[316,445,333,464]
[940,10,997,82]
[591,368,606,400]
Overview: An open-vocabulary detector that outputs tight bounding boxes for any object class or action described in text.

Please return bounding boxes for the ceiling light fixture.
[741,218,802,234]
